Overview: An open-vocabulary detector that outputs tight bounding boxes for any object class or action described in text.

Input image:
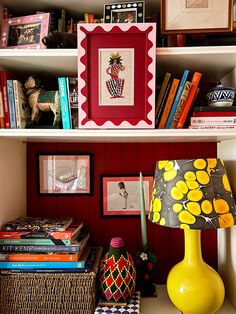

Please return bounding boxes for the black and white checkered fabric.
[94,291,140,314]
[106,78,124,97]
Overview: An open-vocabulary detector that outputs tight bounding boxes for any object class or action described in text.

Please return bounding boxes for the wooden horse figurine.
[23,76,61,126]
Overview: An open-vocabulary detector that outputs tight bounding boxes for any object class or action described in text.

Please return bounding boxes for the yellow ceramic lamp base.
[167,229,225,314]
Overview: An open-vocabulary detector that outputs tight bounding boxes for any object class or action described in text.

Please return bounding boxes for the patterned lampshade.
[149,159,236,230]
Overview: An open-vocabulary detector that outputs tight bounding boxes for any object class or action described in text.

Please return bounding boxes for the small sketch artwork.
[186,0,208,8]
[99,49,134,106]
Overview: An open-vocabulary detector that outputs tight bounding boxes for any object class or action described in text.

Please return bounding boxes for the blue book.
[58,77,71,129]
[165,69,189,129]
[0,260,86,269]
[6,80,16,128]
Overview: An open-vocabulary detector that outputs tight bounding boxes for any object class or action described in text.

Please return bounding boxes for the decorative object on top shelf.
[161,0,233,34]
[149,158,236,314]
[77,23,156,129]
[206,82,236,107]
[23,76,61,127]
[99,237,136,302]
[38,154,92,195]
[101,175,153,216]
[135,173,157,297]
[104,1,145,23]
[0,13,50,49]
[42,31,77,48]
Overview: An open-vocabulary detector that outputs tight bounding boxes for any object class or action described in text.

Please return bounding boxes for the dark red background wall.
[27,141,217,283]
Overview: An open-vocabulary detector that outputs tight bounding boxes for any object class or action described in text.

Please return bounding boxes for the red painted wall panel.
[27,142,217,283]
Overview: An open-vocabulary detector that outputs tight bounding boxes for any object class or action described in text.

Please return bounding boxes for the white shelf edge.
[0,49,76,57]
[0,129,236,143]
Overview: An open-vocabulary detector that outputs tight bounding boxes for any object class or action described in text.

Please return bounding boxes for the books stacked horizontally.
[189,106,236,129]
[155,70,202,129]
[0,216,93,273]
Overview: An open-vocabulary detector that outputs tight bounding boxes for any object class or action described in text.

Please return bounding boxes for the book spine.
[1,267,91,273]
[58,77,71,129]
[13,80,21,128]
[0,260,86,269]
[0,238,70,245]
[0,83,4,128]
[176,72,202,128]
[6,80,16,129]
[0,253,79,262]
[190,116,236,125]
[189,125,236,129]
[155,72,171,120]
[0,71,10,128]
[0,244,81,253]
[192,111,236,117]
[155,79,171,127]
[158,78,179,129]
[170,81,192,128]
[165,69,189,128]
[193,106,236,112]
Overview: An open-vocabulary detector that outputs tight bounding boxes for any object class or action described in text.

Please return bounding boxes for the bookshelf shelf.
[1,46,236,79]
[0,128,236,143]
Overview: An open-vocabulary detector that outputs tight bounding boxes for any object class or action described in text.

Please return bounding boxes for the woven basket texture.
[0,247,102,314]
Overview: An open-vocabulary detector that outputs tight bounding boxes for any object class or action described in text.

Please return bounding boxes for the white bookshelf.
[0,0,236,312]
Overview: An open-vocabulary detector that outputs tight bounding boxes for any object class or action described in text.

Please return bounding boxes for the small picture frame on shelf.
[101,175,153,216]
[38,154,92,195]
[77,23,156,129]
[161,0,233,34]
[104,1,145,23]
[0,13,50,49]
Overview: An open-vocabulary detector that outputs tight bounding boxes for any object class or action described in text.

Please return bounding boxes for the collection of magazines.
[0,216,94,273]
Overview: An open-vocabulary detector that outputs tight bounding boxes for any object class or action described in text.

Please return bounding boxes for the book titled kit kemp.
[1,216,73,232]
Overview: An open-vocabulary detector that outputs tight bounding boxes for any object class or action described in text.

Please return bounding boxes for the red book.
[0,71,11,128]
[0,223,83,240]
[176,72,202,128]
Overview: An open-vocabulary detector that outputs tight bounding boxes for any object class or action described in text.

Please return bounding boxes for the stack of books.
[155,70,202,129]
[0,216,93,273]
[189,106,236,129]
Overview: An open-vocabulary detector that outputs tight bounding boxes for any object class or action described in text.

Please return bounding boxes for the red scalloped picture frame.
[77,23,156,128]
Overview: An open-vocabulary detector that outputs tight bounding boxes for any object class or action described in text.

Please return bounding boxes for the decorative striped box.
[94,291,140,314]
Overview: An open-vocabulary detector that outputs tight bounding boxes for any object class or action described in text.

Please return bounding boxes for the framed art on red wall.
[38,154,92,195]
[77,23,156,128]
[101,175,153,216]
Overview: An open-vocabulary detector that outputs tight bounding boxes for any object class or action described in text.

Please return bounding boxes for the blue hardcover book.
[0,260,86,269]
[6,80,16,128]
[165,69,189,129]
[58,77,71,129]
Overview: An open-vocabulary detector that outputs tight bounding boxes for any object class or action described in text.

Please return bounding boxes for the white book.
[189,125,236,129]
[190,116,236,125]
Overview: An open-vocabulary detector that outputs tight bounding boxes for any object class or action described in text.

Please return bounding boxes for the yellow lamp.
[149,158,236,314]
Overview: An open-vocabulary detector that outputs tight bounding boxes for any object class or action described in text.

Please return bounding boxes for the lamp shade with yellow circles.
[149,158,236,230]
[148,158,236,314]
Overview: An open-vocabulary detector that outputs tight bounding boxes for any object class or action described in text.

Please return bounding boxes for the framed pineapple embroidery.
[77,23,156,128]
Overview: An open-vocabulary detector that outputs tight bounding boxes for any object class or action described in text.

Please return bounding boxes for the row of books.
[155,70,202,129]
[0,216,93,273]
[0,71,79,129]
[188,106,236,129]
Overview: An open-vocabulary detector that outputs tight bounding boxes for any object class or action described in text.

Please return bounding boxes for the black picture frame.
[37,153,93,195]
[104,1,145,23]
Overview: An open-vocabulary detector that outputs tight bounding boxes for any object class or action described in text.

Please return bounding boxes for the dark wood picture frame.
[38,153,92,195]
[161,0,233,34]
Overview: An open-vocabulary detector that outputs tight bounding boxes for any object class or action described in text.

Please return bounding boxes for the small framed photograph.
[38,154,92,195]
[101,175,153,216]
[161,0,233,34]
[77,23,156,128]
[0,13,50,49]
[104,1,145,23]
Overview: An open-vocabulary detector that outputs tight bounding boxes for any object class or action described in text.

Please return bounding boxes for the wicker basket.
[0,247,102,314]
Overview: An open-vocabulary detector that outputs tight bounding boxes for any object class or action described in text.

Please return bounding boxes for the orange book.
[176,72,202,129]
[158,78,180,129]
[170,81,192,128]
[0,252,82,262]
